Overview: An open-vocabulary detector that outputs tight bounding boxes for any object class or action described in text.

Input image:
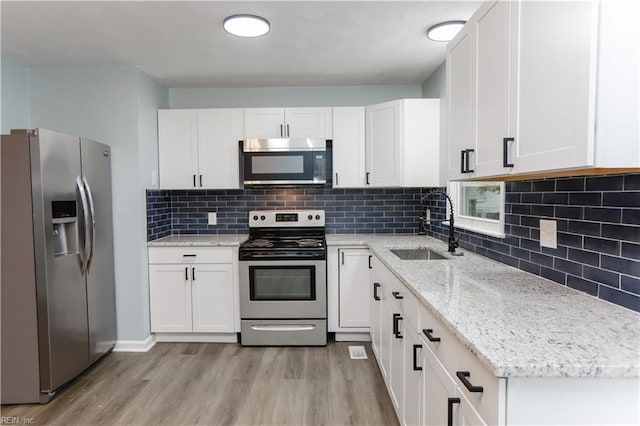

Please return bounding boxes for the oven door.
[239,259,326,319]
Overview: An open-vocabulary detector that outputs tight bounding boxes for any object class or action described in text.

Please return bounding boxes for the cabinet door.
[366,101,402,187]
[390,301,405,416]
[447,23,476,180]
[474,0,515,177]
[370,257,384,359]
[422,343,457,426]
[379,278,392,381]
[197,109,242,189]
[149,264,192,333]
[458,394,488,426]
[244,108,285,138]
[191,263,235,333]
[158,110,199,189]
[338,249,371,328]
[285,107,327,138]
[514,0,596,173]
[404,329,423,426]
[332,107,366,188]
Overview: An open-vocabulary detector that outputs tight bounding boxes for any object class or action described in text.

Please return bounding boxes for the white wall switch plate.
[540,219,557,249]
[208,212,217,225]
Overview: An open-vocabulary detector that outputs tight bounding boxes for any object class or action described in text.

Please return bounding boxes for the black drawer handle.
[413,344,422,371]
[465,149,475,173]
[191,267,196,281]
[423,328,441,342]
[182,254,197,257]
[503,137,514,168]
[392,313,403,339]
[373,283,381,301]
[366,172,370,185]
[368,255,373,269]
[456,371,484,393]
[392,291,403,300]
[460,150,466,174]
[184,267,189,281]
[447,397,460,426]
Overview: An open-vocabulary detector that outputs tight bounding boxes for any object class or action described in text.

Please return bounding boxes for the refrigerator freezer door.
[81,138,117,364]
[31,129,90,392]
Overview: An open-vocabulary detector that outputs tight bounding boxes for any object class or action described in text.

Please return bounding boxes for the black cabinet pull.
[423,328,441,342]
[393,314,403,339]
[373,283,381,301]
[447,397,460,426]
[456,371,484,393]
[335,173,339,185]
[199,174,203,187]
[392,291,403,300]
[413,344,423,371]
[465,149,475,173]
[182,254,197,257]
[368,255,372,269]
[341,251,345,265]
[503,137,515,168]
[193,174,197,187]
[460,150,466,174]
[286,124,290,137]
[185,267,189,281]
[280,124,283,137]
[191,267,196,281]
[366,172,370,185]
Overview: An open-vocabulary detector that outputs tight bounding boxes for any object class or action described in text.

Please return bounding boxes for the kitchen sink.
[390,248,448,260]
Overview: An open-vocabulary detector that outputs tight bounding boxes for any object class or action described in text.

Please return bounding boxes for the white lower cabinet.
[403,328,423,426]
[148,247,237,338]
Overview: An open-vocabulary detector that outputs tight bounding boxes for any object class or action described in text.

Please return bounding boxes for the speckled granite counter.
[148,234,248,247]
[328,234,640,379]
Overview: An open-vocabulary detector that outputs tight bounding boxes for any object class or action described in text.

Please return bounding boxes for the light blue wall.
[421,62,449,183]
[28,65,168,341]
[136,70,169,333]
[169,84,423,108]
[1,60,30,133]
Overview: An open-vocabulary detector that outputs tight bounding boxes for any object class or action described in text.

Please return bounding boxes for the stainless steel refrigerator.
[1,128,116,404]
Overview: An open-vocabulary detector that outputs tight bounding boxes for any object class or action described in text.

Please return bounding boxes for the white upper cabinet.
[244,107,331,139]
[158,109,199,189]
[448,0,639,179]
[366,99,441,187]
[332,107,366,188]
[158,109,242,189]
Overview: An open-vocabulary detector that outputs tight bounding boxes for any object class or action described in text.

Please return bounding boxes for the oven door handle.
[250,324,317,332]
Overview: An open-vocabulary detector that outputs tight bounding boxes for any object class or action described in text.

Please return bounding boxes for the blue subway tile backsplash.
[422,172,640,313]
[146,172,640,313]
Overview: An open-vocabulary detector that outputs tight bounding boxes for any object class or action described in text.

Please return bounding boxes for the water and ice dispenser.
[52,200,79,256]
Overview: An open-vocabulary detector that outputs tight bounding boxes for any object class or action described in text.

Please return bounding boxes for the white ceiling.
[1,1,481,88]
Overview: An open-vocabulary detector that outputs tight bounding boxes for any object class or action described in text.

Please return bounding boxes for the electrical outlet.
[426,209,431,225]
[208,212,217,226]
[540,219,557,249]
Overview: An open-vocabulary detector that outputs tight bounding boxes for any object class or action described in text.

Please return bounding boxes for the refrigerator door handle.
[82,176,97,273]
[76,176,91,276]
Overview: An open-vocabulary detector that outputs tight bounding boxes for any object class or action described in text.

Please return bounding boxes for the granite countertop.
[148,234,248,247]
[328,234,640,379]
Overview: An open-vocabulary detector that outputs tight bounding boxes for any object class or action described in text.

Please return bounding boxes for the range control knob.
[315,215,321,220]
[260,215,266,221]
[308,215,313,220]
[253,215,258,221]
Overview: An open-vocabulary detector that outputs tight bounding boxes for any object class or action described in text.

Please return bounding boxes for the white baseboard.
[113,335,156,352]
[154,333,238,343]
[335,332,371,342]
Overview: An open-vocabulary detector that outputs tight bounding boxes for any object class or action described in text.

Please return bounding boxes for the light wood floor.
[1,341,399,426]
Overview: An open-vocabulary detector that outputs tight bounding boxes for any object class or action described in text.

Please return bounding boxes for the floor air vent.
[348,345,367,360]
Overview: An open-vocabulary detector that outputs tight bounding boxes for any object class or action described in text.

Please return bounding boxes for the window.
[447,181,505,238]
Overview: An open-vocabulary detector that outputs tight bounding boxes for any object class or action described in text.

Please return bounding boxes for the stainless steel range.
[239,210,327,346]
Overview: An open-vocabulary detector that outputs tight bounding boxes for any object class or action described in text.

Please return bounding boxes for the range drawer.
[149,247,234,264]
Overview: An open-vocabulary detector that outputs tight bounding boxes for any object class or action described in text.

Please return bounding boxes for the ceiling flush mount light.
[223,14,270,37]
[427,20,466,42]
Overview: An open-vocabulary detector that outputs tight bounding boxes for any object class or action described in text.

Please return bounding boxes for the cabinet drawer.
[419,304,459,377]
[455,343,502,426]
[149,247,233,264]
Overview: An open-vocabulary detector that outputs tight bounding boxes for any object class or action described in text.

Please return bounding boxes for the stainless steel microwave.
[243,138,327,185]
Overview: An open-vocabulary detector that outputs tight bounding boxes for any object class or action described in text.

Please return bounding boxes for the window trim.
[447,181,506,238]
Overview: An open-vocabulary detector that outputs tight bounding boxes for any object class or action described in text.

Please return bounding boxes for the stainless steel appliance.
[1,128,116,404]
[239,210,327,346]
[242,138,327,185]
